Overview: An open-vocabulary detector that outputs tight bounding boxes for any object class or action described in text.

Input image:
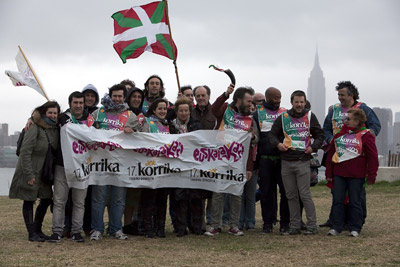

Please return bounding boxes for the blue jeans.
[239,171,258,229]
[331,176,365,233]
[91,185,127,235]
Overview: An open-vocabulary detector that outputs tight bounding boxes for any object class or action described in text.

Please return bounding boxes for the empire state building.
[307,49,326,123]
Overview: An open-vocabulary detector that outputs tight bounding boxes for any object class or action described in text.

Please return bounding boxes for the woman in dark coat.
[9,101,60,241]
[170,97,205,237]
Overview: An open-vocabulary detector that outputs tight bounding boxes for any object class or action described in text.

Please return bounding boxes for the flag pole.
[18,45,50,101]
[164,0,181,95]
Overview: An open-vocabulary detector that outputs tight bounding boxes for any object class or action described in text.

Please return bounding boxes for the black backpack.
[15,128,26,156]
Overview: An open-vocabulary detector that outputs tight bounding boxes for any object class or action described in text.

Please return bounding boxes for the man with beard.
[253,87,290,234]
[49,91,95,243]
[90,84,140,241]
[204,85,258,236]
[269,90,324,235]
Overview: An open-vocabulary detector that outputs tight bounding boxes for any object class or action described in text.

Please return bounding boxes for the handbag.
[41,130,57,185]
[310,153,320,187]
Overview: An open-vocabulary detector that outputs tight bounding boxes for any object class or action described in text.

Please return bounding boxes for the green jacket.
[9,111,59,201]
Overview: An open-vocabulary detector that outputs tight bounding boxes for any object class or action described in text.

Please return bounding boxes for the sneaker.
[204,227,220,236]
[304,227,318,235]
[90,230,102,241]
[280,227,290,235]
[327,229,339,236]
[288,228,301,235]
[48,233,62,243]
[349,231,359,237]
[261,224,273,234]
[72,233,85,243]
[111,230,128,240]
[228,227,244,236]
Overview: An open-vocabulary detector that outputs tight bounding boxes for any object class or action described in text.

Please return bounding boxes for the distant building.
[373,107,392,156]
[393,122,400,153]
[0,123,9,147]
[307,49,326,124]
[395,112,400,123]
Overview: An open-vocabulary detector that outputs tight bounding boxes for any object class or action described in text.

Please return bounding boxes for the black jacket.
[269,108,325,161]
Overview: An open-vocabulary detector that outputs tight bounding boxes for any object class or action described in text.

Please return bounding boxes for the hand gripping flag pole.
[164,0,181,94]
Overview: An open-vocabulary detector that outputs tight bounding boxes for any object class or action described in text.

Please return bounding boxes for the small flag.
[112,1,178,63]
[5,48,48,100]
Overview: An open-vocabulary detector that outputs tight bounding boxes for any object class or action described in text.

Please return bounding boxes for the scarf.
[172,117,189,133]
[101,93,127,112]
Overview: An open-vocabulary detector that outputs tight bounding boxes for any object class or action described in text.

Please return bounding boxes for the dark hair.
[145,98,168,117]
[143,75,165,98]
[109,84,127,98]
[174,97,193,113]
[193,85,211,96]
[233,87,255,104]
[290,90,307,102]
[347,108,366,126]
[68,91,84,105]
[336,81,359,101]
[120,79,135,88]
[180,85,192,94]
[36,101,61,116]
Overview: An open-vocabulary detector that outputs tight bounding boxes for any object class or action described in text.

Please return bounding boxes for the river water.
[0,168,15,196]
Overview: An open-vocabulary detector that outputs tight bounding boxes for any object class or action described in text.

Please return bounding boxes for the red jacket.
[325,124,379,184]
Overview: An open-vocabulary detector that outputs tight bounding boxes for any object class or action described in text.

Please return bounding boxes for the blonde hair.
[347,108,366,126]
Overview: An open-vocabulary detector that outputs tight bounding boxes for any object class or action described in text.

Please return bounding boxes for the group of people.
[9,75,380,243]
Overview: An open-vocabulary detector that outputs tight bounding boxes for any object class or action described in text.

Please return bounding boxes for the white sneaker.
[112,230,128,240]
[327,229,339,236]
[90,230,102,241]
[349,231,359,237]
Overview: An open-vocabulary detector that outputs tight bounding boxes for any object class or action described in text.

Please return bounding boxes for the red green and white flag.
[112,1,178,63]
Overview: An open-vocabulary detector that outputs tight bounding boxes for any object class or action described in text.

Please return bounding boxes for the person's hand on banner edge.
[246,171,252,181]
[124,127,134,134]
[304,147,313,154]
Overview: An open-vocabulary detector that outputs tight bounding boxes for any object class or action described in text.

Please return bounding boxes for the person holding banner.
[9,101,60,242]
[169,97,204,237]
[140,98,172,238]
[205,85,258,236]
[123,86,145,236]
[49,92,94,243]
[325,108,378,237]
[269,90,324,235]
[90,84,140,241]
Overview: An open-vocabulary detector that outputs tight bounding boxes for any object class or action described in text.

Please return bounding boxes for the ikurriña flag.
[112,1,178,63]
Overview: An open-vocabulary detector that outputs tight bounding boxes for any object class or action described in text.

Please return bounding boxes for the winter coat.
[9,111,59,201]
[191,103,217,130]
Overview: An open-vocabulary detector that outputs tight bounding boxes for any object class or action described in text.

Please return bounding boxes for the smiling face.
[237,93,253,114]
[111,89,125,105]
[154,102,167,120]
[129,91,142,109]
[344,113,360,128]
[84,91,96,107]
[177,103,190,122]
[291,95,306,114]
[337,88,354,108]
[194,87,210,108]
[45,107,58,121]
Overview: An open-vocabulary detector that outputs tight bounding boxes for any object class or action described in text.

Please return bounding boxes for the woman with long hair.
[140,98,170,238]
[9,101,60,241]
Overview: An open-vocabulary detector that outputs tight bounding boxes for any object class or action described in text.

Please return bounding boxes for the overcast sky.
[1,0,399,133]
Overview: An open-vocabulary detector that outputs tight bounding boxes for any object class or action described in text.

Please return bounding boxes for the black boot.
[156,221,166,238]
[23,203,44,242]
[34,199,51,240]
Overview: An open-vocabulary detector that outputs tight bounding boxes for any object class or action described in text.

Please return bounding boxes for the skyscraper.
[373,107,392,156]
[307,49,326,124]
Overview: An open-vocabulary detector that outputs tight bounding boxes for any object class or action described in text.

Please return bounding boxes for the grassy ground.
[0,182,399,266]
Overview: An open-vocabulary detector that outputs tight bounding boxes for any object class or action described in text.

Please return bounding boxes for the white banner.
[61,124,251,196]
